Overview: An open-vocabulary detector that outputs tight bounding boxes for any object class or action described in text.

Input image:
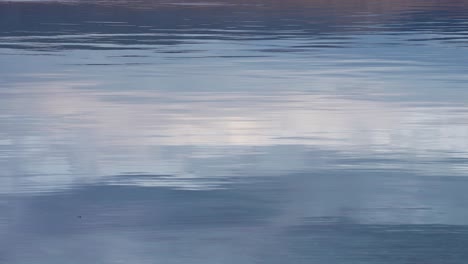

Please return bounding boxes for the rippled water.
[1,0,468,263]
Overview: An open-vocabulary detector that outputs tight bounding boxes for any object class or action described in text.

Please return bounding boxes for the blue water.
[1,0,468,263]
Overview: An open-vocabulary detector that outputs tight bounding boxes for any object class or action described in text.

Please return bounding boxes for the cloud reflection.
[1,74,468,193]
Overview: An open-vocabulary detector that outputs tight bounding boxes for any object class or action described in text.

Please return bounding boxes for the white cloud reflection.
[1,76,468,194]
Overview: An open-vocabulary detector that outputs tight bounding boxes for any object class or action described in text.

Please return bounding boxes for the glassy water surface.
[1,0,468,263]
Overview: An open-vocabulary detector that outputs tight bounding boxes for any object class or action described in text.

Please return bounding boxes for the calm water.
[1,0,468,263]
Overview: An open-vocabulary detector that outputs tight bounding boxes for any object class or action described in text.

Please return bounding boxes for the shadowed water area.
[1,0,468,263]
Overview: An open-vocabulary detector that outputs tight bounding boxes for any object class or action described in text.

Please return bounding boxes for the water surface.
[1,0,468,263]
